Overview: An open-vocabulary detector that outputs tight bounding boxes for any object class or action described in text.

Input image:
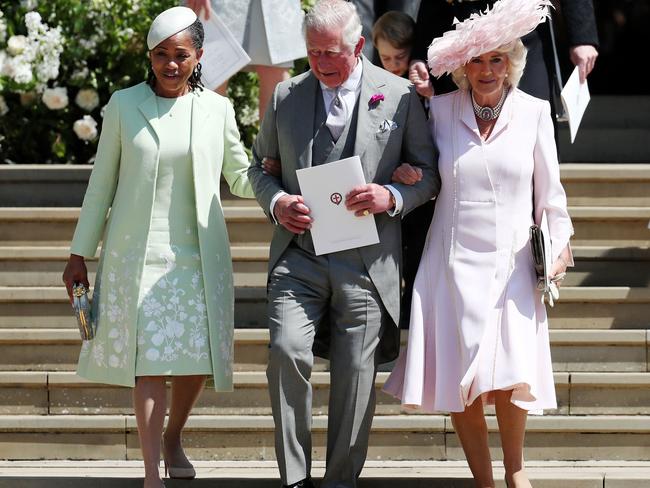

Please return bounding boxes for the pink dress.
[383,88,573,414]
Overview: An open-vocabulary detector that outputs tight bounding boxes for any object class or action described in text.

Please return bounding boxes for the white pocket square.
[378,119,398,133]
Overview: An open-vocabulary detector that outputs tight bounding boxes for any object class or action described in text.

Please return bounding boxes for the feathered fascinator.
[427,0,552,77]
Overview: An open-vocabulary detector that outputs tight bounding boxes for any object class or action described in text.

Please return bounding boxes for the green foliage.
[0,0,177,163]
[0,0,314,164]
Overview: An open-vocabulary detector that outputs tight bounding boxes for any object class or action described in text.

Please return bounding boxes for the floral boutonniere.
[368,93,385,109]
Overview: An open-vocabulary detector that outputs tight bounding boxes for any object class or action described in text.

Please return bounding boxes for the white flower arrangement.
[7,35,28,56]
[0,11,7,44]
[73,115,98,141]
[79,38,98,51]
[75,88,100,112]
[42,86,68,110]
[0,0,264,164]
[1,11,64,91]
[238,103,259,127]
[71,66,89,83]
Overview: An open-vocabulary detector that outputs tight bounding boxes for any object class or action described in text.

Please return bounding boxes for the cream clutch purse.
[530,224,564,307]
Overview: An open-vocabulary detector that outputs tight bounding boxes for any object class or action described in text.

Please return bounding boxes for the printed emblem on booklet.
[330,193,342,205]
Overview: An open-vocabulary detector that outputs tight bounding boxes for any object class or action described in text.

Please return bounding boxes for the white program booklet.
[199,13,251,90]
[560,66,591,143]
[296,156,380,256]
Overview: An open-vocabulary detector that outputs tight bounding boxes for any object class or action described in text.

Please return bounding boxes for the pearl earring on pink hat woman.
[384,1,574,487]
[62,7,255,487]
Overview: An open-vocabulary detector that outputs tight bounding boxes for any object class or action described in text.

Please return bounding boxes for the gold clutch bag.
[72,283,95,340]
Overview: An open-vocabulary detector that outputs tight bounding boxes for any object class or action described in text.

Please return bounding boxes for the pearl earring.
[505,73,509,78]
[463,73,467,77]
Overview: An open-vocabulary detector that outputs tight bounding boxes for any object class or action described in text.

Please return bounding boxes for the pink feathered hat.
[427,0,552,78]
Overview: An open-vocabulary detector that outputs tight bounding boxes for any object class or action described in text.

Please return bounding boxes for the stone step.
[569,207,650,247]
[11,369,650,417]
[0,370,570,416]
[0,166,258,207]
[560,164,650,206]
[1,245,647,288]
[563,246,650,287]
[0,207,273,246]
[38,371,650,417]
[1,207,649,247]
[1,460,648,488]
[0,328,646,373]
[2,414,650,462]
[0,328,276,373]
[0,286,267,329]
[1,286,647,329]
[546,286,650,329]
[3,163,649,208]
[0,245,269,288]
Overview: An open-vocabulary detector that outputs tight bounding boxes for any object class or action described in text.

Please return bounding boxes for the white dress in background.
[384,88,574,414]
[209,0,306,67]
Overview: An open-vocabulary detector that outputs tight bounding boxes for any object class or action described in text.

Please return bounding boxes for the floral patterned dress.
[134,93,212,376]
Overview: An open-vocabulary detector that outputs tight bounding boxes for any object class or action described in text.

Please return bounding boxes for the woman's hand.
[186,0,211,19]
[549,247,572,288]
[62,254,89,303]
[262,157,282,177]
[391,163,423,185]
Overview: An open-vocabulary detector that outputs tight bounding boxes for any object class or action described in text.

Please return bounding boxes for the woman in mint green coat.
[62,7,253,488]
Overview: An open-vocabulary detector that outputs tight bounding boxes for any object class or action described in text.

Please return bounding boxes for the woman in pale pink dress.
[383,1,573,487]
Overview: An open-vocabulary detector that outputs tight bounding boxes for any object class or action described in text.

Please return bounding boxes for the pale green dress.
[135,93,212,376]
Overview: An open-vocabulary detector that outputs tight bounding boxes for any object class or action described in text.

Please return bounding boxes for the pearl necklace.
[471,87,508,121]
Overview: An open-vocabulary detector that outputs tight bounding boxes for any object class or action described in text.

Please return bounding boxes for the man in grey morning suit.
[247,1,440,487]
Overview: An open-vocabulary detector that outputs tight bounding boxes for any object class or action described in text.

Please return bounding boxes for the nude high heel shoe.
[162,440,196,480]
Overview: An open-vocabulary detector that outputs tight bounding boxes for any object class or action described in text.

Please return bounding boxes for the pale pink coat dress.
[383,88,574,414]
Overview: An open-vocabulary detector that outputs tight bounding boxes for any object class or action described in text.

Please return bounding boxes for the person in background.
[371,9,434,328]
[384,1,574,487]
[351,0,420,63]
[62,7,254,487]
[187,0,307,120]
[371,11,415,77]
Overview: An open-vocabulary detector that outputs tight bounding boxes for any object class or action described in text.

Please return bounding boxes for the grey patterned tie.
[326,88,347,142]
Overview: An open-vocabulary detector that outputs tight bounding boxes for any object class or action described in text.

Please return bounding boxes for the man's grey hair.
[304,0,363,51]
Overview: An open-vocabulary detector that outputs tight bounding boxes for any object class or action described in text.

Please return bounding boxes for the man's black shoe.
[283,477,315,488]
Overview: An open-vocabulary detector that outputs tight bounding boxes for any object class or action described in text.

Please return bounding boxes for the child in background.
[372,11,415,78]
[373,11,434,330]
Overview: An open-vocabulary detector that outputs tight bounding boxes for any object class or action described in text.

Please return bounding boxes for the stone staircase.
[0,163,649,486]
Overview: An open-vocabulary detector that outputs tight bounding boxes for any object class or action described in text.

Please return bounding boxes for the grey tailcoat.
[248,56,440,361]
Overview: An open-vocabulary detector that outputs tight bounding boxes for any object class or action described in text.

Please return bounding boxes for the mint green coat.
[70,82,254,390]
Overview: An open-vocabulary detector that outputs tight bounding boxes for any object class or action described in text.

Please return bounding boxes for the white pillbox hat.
[147,6,197,50]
